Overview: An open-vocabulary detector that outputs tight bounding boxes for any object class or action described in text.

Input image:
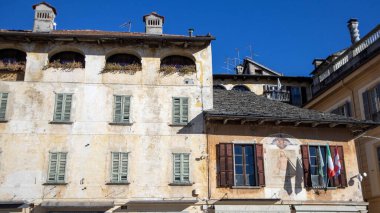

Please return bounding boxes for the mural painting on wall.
[263,133,304,199]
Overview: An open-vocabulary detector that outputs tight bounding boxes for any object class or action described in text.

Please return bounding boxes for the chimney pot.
[143,12,164,35]
[188,28,194,37]
[347,18,360,44]
[32,2,57,33]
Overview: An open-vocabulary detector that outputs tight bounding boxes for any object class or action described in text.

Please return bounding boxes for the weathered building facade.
[0,2,379,213]
[304,20,380,211]
[0,2,214,213]
[213,58,312,107]
[205,90,376,212]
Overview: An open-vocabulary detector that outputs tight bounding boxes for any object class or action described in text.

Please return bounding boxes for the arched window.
[232,85,251,92]
[160,55,196,75]
[213,85,227,90]
[0,49,26,81]
[48,51,85,69]
[102,53,142,73]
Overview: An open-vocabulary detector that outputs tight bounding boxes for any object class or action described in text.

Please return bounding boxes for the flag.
[318,146,325,184]
[334,147,341,176]
[326,146,335,177]
[277,78,282,90]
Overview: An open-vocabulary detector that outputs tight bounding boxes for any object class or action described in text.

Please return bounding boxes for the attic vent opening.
[46,51,85,70]
[160,55,196,75]
[0,49,26,81]
[36,11,52,20]
[102,54,142,74]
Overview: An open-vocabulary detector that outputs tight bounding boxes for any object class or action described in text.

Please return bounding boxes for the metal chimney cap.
[347,18,359,24]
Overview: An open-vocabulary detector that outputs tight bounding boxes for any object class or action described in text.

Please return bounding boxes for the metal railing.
[312,25,380,94]
[263,90,290,102]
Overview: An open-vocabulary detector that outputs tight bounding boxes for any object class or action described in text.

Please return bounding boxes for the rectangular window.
[111,152,128,183]
[331,102,351,117]
[301,145,347,188]
[290,87,302,106]
[172,97,188,125]
[362,83,380,121]
[113,95,131,123]
[216,143,265,187]
[47,152,67,183]
[0,93,8,120]
[53,93,72,122]
[173,153,190,183]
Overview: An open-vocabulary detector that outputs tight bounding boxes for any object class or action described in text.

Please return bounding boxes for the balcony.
[263,90,290,102]
[311,25,380,96]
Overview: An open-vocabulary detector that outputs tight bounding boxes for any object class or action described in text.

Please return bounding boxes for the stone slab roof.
[0,30,215,42]
[205,89,378,130]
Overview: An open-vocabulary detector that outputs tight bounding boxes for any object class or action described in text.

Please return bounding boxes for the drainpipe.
[340,79,357,118]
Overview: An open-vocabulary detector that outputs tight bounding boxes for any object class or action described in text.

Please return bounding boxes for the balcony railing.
[263,90,290,102]
[312,25,380,95]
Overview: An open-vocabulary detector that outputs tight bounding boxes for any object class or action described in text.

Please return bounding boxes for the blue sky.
[0,0,379,76]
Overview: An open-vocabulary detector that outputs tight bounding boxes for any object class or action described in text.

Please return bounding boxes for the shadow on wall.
[176,113,204,135]
[284,158,303,195]
[206,122,355,142]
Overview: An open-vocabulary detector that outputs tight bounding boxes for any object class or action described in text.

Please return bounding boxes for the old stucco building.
[304,20,380,211]
[0,2,214,213]
[213,58,313,107]
[1,2,379,213]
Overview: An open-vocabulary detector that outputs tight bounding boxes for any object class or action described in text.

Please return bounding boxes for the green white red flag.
[326,146,335,177]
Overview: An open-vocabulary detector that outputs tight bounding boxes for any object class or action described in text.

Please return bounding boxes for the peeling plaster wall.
[0,41,212,206]
[207,124,364,204]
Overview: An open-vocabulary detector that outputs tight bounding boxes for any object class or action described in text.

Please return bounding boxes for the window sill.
[308,186,338,190]
[43,182,68,185]
[231,186,262,189]
[49,121,73,125]
[169,123,188,127]
[0,120,8,123]
[109,122,133,126]
[169,182,193,186]
[106,182,130,185]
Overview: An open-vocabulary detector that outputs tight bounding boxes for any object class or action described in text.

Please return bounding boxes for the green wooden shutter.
[114,96,122,123]
[172,98,181,124]
[362,91,371,120]
[63,94,72,121]
[180,98,189,124]
[0,93,8,120]
[111,152,128,182]
[54,94,64,121]
[122,96,130,123]
[182,154,190,182]
[57,153,67,182]
[173,154,181,182]
[111,152,120,182]
[120,153,128,182]
[48,153,58,182]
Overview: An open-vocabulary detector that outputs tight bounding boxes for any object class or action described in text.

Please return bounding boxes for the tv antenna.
[120,21,132,32]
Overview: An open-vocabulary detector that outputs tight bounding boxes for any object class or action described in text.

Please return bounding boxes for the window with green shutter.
[53,93,72,122]
[111,152,128,183]
[172,97,188,125]
[47,152,67,183]
[173,153,190,183]
[0,93,8,120]
[113,95,131,123]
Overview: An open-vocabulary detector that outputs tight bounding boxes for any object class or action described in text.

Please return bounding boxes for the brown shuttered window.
[217,143,265,187]
[255,144,265,186]
[216,143,234,187]
[337,146,348,187]
[300,144,347,189]
[300,145,311,187]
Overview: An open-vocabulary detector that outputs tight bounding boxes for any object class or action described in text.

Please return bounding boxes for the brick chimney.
[32,2,57,32]
[347,19,360,44]
[143,12,164,35]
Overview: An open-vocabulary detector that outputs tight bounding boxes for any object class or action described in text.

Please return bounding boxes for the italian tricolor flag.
[326,146,335,177]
